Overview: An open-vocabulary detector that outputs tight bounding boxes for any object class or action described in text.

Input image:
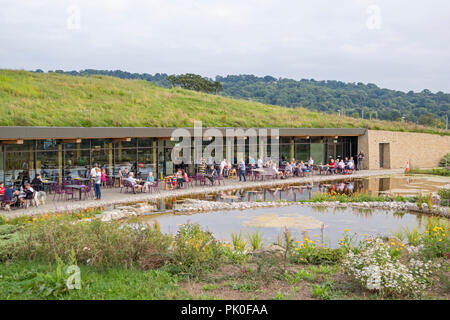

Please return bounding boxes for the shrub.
[421,219,449,259]
[291,236,343,265]
[171,223,224,275]
[23,250,79,298]
[439,153,450,167]
[342,238,437,297]
[0,215,6,225]
[9,219,172,269]
[438,188,450,201]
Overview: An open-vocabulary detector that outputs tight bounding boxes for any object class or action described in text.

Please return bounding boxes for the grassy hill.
[0,69,448,135]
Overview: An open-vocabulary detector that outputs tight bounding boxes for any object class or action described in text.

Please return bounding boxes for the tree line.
[39,69,449,128]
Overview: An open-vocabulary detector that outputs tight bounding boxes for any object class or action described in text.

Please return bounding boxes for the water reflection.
[146,174,449,212]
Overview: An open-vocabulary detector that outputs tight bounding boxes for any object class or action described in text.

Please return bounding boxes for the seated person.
[205,165,218,185]
[271,163,283,178]
[338,160,346,172]
[347,157,355,171]
[31,174,44,191]
[18,183,34,206]
[329,159,336,174]
[143,172,155,192]
[126,172,143,193]
[1,185,18,208]
[175,169,186,188]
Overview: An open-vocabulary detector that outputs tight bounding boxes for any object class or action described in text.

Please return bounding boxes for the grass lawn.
[0,69,448,136]
[0,260,189,300]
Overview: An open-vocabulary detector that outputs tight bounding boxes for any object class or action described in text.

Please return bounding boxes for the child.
[101,168,107,187]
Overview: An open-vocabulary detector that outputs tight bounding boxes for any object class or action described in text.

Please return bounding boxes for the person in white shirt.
[126,172,143,193]
[257,158,263,168]
[90,163,98,179]
[308,157,314,166]
[219,159,227,176]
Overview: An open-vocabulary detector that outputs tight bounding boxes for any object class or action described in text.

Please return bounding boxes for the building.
[0,126,448,186]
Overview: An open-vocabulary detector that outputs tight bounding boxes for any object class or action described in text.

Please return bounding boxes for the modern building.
[0,126,449,186]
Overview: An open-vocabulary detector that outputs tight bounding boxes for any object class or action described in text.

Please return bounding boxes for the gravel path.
[1,169,404,218]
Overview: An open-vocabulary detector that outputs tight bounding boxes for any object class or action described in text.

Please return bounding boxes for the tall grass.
[247,230,263,250]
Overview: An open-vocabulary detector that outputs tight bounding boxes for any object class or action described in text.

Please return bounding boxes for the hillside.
[0,69,448,135]
[42,69,449,127]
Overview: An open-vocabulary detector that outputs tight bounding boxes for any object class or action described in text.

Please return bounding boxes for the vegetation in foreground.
[0,69,448,135]
[0,208,449,300]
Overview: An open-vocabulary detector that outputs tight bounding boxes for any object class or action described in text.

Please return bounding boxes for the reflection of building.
[0,127,449,185]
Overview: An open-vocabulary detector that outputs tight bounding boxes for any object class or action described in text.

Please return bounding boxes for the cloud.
[0,0,448,92]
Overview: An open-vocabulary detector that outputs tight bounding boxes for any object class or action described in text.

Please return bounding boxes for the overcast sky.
[0,0,449,92]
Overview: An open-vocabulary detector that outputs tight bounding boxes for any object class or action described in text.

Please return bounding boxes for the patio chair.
[215,175,225,186]
[64,186,74,201]
[52,185,65,201]
[106,177,114,188]
[120,180,133,193]
[149,180,161,194]
[196,174,206,186]
[81,184,93,200]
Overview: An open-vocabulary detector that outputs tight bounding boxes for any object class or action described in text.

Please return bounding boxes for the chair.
[1,194,16,209]
[64,186,74,201]
[149,180,161,194]
[81,184,93,200]
[120,180,133,193]
[52,185,65,201]
[196,174,206,186]
[106,177,114,188]
[216,175,225,186]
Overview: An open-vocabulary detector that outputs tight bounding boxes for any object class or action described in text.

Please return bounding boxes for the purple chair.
[149,180,161,194]
[81,184,93,200]
[64,186,74,201]
[52,185,65,201]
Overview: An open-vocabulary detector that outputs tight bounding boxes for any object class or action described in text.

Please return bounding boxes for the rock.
[252,245,286,259]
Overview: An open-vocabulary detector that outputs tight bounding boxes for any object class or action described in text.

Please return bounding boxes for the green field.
[0,69,448,135]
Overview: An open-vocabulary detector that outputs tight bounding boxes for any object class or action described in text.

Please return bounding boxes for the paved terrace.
[2,169,404,218]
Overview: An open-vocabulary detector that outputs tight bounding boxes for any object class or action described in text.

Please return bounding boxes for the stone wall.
[358,130,450,169]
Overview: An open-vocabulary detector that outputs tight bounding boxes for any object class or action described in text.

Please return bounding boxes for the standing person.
[90,163,98,181]
[101,168,107,187]
[93,167,102,200]
[0,183,5,195]
[357,152,365,170]
[219,159,227,176]
[238,158,246,182]
[405,160,410,174]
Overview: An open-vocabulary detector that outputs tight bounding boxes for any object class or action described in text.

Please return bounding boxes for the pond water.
[146,206,430,248]
[140,174,449,247]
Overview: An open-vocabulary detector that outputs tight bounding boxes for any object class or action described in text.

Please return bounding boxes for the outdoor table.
[42,180,57,193]
[108,175,122,187]
[64,184,85,200]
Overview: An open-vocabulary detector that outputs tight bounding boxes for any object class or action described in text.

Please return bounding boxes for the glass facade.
[0,135,357,185]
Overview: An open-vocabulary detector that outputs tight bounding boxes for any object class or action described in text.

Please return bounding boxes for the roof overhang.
[0,126,367,141]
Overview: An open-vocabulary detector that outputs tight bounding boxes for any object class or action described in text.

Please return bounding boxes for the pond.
[145,206,432,248]
[140,174,449,247]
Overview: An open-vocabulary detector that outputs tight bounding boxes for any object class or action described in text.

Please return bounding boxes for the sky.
[0,0,449,93]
